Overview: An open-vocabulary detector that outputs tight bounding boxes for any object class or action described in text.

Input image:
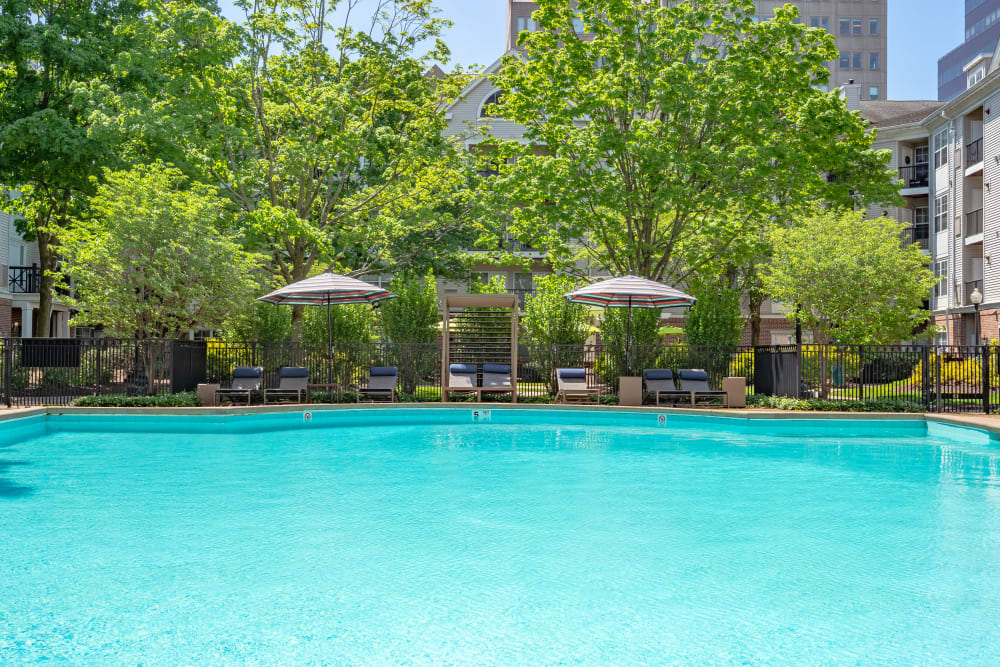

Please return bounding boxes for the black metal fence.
[4,338,1000,413]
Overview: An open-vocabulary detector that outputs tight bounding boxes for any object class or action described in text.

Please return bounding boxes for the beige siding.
[984,90,1000,304]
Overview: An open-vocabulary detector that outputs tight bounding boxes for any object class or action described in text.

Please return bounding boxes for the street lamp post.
[970,287,984,347]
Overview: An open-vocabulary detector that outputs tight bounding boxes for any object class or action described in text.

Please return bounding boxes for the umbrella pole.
[327,298,333,388]
[626,295,632,376]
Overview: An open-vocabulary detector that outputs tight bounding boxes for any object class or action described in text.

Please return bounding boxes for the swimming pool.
[2,408,1000,663]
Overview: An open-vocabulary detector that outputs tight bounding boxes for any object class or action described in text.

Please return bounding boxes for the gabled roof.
[442,52,517,114]
[859,100,947,128]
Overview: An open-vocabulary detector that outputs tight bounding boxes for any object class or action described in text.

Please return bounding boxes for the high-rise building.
[938,0,1000,101]
[505,1,888,101]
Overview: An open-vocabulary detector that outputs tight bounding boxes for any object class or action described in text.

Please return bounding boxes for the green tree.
[176,0,477,338]
[522,274,590,346]
[60,163,261,391]
[684,276,746,347]
[487,0,899,284]
[763,208,938,344]
[0,0,146,335]
[522,274,592,393]
[379,272,440,393]
[380,273,440,344]
[598,307,662,382]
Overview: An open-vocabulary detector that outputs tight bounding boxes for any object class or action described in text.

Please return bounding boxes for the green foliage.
[764,208,938,344]
[301,305,375,346]
[164,0,477,335]
[522,275,590,346]
[488,0,899,283]
[746,395,924,413]
[70,392,199,408]
[61,163,261,340]
[380,273,440,344]
[597,308,662,384]
[221,298,294,343]
[684,277,745,347]
[0,0,149,333]
[470,275,507,294]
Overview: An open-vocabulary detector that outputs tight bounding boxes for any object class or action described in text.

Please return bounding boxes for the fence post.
[935,348,943,413]
[921,344,931,411]
[983,345,991,415]
[858,345,864,402]
[94,339,103,396]
[2,339,11,408]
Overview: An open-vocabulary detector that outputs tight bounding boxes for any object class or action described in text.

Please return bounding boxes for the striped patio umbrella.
[565,275,696,375]
[258,273,396,384]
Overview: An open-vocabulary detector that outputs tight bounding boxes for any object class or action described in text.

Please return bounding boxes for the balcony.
[965,279,983,305]
[8,265,41,294]
[966,208,984,237]
[901,224,929,250]
[966,137,983,169]
[898,164,929,191]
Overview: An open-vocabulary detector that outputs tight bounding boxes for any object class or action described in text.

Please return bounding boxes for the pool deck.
[3,403,1000,436]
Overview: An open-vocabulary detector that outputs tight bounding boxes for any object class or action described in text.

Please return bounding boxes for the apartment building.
[938,0,1000,101]
[854,40,1000,345]
[0,204,72,337]
[506,0,888,101]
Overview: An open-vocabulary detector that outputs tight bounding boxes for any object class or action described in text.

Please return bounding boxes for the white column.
[19,304,32,337]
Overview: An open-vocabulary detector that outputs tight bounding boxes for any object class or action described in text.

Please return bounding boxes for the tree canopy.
[487,0,900,284]
[763,208,937,344]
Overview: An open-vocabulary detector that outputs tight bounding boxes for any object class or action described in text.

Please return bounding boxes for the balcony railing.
[901,224,930,250]
[966,137,983,167]
[965,279,983,304]
[967,208,984,236]
[8,265,41,294]
[898,164,929,189]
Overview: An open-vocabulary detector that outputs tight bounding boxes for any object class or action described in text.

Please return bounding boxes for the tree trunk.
[748,299,763,347]
[290,304,305,342]
[34,231,58,337]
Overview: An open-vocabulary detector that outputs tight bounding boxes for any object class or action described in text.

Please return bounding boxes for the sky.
[220,0,967,102]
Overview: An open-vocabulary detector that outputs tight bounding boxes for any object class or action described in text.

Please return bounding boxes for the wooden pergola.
[441,295,518,402]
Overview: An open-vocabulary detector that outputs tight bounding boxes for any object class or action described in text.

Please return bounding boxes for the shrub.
[746,394,923,413]
[70,392,199,407]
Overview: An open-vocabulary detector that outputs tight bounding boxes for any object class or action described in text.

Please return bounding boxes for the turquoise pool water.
[2,409,1000,663]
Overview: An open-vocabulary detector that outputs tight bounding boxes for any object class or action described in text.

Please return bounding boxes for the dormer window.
[479,90,505,119]
[969,66,986,88]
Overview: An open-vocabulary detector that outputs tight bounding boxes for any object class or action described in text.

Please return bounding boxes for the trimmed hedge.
[747,394,924,413]
[70,392,199,408]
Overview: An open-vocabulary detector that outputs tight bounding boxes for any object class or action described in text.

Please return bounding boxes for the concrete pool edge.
[2,403,998,437]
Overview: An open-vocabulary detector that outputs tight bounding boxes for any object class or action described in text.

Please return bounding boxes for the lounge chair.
[677,369,729,407]
[216,366,263,405]
[445,363,481,401]
[643,369,686,406]
[357,366,398,403]
[555,368,600,404]
[481,363,516,402]
[264,366,310,403]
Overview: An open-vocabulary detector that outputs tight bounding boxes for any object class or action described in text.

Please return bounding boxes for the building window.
[915,146,929,165]
[852,52,862,69]
[839,17,850,34]
[933,261,948,300]
[934,129,949,168]
[516,17,537,33]
[810,16,829,30]
[915,206,929,225]
[868,86,880,100]
[935,193,949,232]
[869,52,879,70]
[853,18,862,35]
[479,90,504,118]
[968,66,986,88]
[839,53,850,68]
[869,18,879,35]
